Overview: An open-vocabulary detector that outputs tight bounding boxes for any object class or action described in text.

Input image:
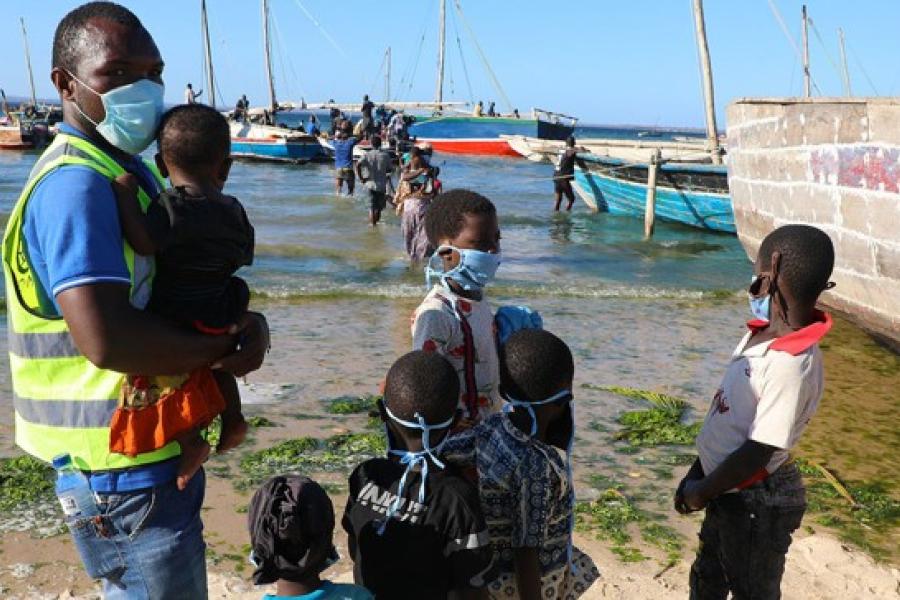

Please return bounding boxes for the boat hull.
[409,115,573,156]
[417,137,520,156]
[0,125,34,150]
[573,155,734,233]
[726,97,900,349]
[502,135,712,164]
[229,122,324,163]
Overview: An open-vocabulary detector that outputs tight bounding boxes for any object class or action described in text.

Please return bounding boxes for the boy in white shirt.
[675,224,835,599]
[412,189,502,425]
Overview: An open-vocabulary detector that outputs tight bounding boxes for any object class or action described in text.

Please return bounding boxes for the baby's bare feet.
[216,414,248,454]
[176,436,211,491]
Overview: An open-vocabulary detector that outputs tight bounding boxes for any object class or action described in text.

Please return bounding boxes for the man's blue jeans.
[66,469,207,599]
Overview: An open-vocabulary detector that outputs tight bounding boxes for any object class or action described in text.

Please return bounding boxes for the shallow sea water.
[0,144,896,562]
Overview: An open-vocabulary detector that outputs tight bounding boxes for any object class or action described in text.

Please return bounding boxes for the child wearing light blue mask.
[441,329,600,599]
[342,351,495,598]
[412,189,503,425]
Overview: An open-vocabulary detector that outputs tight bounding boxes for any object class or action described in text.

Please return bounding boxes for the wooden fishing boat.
[203,0,326,164]
[568,0,730,234]
[410,109,575,156]
[230,121,324,163]
[503,134,711,164]
[0,123,34,150]
[726,97,900,349]
[572,154,734,233]
[399,0,575,157]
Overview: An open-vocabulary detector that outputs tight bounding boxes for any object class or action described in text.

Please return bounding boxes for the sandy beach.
[0,298,897,599]
[1,528,897,599]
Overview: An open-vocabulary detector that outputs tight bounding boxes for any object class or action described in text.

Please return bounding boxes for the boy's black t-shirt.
[343,457,495,600]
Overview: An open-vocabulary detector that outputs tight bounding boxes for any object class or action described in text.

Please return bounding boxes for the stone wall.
[726,98,900,349]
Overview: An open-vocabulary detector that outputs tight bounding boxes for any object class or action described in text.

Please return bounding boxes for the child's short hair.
[424,189,496,245]
[158,104,230,170]
[500,329,574,402]
[384,351,459,424]
[248,474,339,585]
[758,225,835,304]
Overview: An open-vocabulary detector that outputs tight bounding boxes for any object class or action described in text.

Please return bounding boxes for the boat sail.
[406,0,576,156]
[215,0,325,163]
[571,0,734,233]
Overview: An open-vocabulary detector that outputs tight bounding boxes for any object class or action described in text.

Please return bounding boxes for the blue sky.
[1,0,897,127]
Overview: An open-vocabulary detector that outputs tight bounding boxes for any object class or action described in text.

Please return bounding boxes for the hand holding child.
[112,172,139,198]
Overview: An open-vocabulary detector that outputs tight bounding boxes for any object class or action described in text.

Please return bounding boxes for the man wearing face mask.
[1,3,269,597]
[412,189,503,426]
[675,225,835,599]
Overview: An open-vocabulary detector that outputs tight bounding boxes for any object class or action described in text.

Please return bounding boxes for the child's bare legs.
[174,371,247,490]
[212,370,247,454]
[175,430,211,491]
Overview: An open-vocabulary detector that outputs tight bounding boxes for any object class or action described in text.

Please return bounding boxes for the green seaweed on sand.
[246,416,278,428]
[795,457,900,561]
[576,485,684,565]
[0,455,55,511]
[236,432,386,490]
[324,394,381,415]
[611,546,647,562]
[600,386,701,447]
[204,414,279,449]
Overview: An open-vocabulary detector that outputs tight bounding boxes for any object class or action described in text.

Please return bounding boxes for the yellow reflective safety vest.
[2,133,181,470]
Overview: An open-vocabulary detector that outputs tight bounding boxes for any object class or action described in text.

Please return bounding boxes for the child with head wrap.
[249,474,372,600]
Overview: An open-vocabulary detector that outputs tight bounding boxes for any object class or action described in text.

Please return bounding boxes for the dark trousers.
[689,463,806,600]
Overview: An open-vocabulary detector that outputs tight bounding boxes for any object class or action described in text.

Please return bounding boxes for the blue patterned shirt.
[441,413,573,577]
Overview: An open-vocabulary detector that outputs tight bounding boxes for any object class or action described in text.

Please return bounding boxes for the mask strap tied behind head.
[378,405,454,535]
[503,389,578,574]
[502,389,572,437]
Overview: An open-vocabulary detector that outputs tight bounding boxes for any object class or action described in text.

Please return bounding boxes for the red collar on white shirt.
[746,310,832,356]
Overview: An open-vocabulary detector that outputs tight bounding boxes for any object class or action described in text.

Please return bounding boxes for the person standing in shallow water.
[355,135,393,227]
[333,122,357,196]
[1,3,269,597]
[553,136,585,212]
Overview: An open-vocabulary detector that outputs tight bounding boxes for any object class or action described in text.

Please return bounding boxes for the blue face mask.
[748,276,772,322]
[378,404,453,535]
[425,245,501,292]
[70,74,165,155]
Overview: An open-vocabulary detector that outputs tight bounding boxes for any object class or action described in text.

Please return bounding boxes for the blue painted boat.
[230,121,325,163]
[572,154,735,233]
[408,110,575,156]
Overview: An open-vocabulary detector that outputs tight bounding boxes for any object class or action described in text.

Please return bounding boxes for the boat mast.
[261,0,277,115]
[201,0,216,108]
[691,0,721,164]
[838,28,852,96]
[385,46,391,102]
[435,0,446,110]
[801,5,811,97]
[19,18,37,107]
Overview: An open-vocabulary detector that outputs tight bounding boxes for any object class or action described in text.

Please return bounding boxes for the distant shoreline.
[1,92,714,132]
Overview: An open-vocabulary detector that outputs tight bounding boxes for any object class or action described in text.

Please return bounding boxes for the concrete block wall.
[726,98,900,349]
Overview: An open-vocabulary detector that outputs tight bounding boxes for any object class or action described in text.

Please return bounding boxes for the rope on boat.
[806,16,843,81]
[452,0,514,113]
[765,0,822,95]
[451,7,476,105]
[291,0,349,60]
[847,42,880,95]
